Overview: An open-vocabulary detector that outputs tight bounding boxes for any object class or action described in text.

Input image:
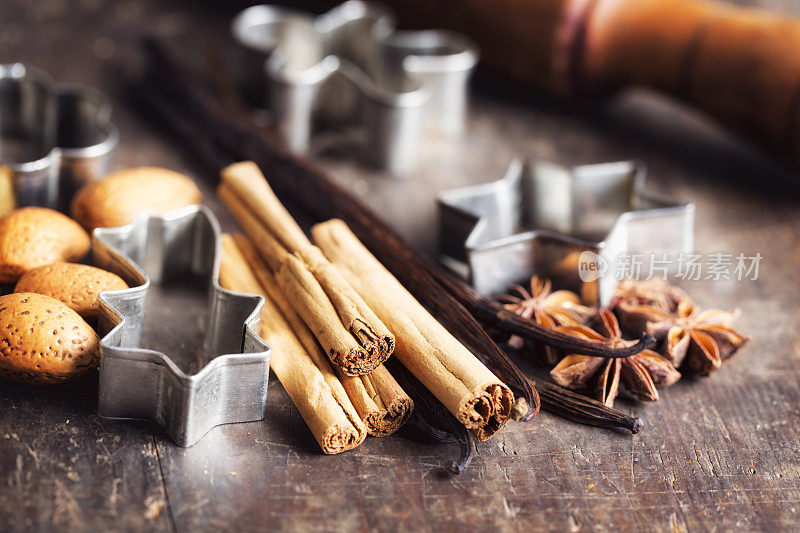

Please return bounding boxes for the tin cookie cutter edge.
[437,158,696,305]
[92,205,271,447]
[0,63,118,209]
[232,0,478,173]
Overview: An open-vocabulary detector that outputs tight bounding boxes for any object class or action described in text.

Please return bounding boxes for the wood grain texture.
[1,0,800,531]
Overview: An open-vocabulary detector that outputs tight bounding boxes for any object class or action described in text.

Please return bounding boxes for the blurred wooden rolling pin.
[377,0,800,166]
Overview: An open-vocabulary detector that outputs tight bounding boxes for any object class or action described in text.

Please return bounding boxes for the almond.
[0,293,100,384]
[0,207,90,284]
[15,263,129,322]
[70,167,203,231]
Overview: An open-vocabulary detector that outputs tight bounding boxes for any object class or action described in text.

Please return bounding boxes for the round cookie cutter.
[0,63,118,209]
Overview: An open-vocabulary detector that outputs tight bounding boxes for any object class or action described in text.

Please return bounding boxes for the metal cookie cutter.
[0,64,118,209]
[92,205,271,447]
[232,0,478,173]
[438,159,695,305]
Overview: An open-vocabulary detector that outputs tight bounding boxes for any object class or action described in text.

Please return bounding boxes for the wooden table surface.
[2,0,800,531]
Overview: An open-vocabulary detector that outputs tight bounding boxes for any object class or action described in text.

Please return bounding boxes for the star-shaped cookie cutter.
[232,0,478,173]
[438,159,695,305]
[91,205,271,446]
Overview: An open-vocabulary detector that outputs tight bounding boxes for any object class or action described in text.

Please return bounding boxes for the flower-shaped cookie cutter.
[0,63,118,209]
[232,0,478,173]
[438,159,695,305]
[92,205,271,446]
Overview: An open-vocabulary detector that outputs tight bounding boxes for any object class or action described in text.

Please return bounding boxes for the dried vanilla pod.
[531,378,644,433]
[498,276,594,365]
[387,359,474,474]
[551,309,680,407]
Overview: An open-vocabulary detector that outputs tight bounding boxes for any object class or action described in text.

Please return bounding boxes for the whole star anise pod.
[498,276,594,363]
[609,279,691,314]
[616,299,749,376]
[550,309,681,407]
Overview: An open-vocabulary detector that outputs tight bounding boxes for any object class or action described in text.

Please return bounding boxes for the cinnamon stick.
[218,184,289,271]
[351,366,414,437]
[233,234,413,437]
[218,234,367,453]
[312,219,514,441]
[218,166,394,376]
[222,161,309,252]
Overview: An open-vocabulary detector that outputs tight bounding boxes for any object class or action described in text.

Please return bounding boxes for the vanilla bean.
[142,82,641,437]
[135,81,231,173]
[436,268,657,358]
[136,40,654,428]
[141,40,653,360]
[386,359,474,474]
[531,378,644,434]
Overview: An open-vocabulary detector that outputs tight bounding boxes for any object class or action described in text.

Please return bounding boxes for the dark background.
[1,0,799,531]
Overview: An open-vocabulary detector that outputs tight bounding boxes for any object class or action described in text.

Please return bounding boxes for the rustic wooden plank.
[0,378,172,531]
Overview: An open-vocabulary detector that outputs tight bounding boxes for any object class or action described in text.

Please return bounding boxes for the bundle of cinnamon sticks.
[219,162,394,377]
[216,161,515,454]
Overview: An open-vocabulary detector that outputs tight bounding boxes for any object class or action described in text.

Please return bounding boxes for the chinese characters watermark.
[578,251,763,283]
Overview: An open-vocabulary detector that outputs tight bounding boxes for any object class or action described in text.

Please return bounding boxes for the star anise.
[550,309,680,407]
[616,299,749,376]
[498,276,594,363]
[609,279,691,314]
